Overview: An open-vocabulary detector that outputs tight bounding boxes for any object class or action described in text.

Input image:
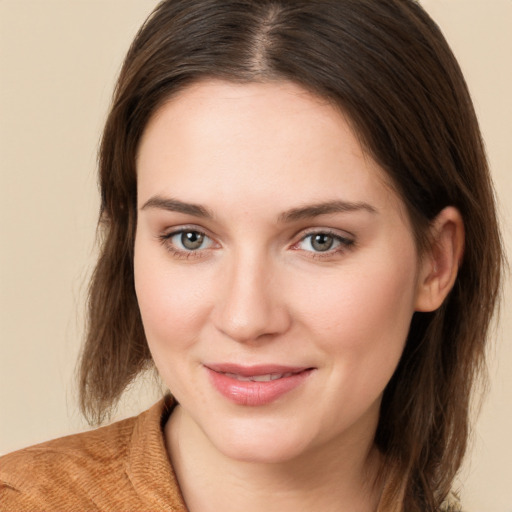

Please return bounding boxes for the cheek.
[133,244,212,355]
[291,253,418,356]
[133,247,216,400]
[291,256,418,428]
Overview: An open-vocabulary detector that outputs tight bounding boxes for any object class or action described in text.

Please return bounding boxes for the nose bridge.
[214,246,289,343]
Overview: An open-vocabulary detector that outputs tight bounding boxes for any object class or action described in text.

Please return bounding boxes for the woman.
[0,1,503,511]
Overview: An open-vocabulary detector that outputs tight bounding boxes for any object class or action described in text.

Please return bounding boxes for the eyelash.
[292,229,355,259]
[158,227,215,260]
[158,228,355,260]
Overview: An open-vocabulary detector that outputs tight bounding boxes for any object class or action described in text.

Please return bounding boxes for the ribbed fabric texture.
[0,397,187,511]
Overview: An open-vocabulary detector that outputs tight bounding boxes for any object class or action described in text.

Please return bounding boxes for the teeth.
[251,374,280,382]
[224,372,294,382]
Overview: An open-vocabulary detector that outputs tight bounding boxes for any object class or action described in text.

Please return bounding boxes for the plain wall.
[1,1,510,511]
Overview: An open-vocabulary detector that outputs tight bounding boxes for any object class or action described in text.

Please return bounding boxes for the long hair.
[78,1,503,510]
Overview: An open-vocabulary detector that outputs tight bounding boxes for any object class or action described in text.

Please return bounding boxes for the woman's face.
[134,80,428,463]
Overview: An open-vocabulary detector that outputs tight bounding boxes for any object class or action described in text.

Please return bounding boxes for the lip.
[205,363,315,406]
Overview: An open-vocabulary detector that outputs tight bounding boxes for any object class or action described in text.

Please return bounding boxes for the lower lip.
[206,368,314,406]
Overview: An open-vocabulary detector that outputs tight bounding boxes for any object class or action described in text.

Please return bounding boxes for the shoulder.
[0,398,180,511]
[0,414,138,510]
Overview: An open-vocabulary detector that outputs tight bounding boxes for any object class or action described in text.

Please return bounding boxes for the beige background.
[0,1,510,510]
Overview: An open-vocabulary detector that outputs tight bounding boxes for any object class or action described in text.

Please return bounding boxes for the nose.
[212,249,291,344]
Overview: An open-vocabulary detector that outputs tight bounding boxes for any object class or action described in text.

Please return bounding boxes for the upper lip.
[204,363,313,377]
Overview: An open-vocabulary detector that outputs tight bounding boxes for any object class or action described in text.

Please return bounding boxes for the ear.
[415,207,465,312]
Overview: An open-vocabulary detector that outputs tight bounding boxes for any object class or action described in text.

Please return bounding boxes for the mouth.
[221,372,297,382]
[204,363,315,406]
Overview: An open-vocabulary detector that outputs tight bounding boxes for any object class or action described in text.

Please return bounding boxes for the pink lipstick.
[205,364,314,406]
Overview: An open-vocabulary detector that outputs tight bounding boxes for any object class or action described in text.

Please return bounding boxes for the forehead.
[136,79,399,214]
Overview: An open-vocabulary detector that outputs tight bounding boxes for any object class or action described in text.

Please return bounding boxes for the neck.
[165,405,384,512]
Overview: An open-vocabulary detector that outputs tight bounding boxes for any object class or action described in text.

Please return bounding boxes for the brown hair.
[78,1,503,509]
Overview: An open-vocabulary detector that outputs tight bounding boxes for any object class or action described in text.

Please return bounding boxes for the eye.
[305,233,336,252]
[295,231,354,254]
[174,230,209,250]
[160,229,215,254]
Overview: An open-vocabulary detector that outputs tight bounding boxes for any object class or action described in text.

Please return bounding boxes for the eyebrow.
[140,196,377,222]
[278,200,377,223]
[141,196,214,218]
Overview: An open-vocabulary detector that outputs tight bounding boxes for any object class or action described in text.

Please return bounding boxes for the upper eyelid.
[295,227,355,241]
[161,225,213,239]
[162,228,215,246]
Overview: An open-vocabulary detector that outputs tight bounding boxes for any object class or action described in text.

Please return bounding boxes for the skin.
[134,80,463,512]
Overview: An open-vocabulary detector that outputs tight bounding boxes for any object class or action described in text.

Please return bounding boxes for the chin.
[219,439,310,465]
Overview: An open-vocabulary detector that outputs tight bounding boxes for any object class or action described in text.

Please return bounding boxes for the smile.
[205,364,314,406]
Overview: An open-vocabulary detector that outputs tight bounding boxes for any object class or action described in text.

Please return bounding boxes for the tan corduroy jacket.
[0,397,463,511]
[0,397,186,511]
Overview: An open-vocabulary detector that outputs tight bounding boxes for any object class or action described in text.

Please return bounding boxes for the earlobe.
[415,207,465,312]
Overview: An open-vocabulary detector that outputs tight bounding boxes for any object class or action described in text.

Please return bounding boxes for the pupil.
[312,234,333,251]
[182,231,204,250]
